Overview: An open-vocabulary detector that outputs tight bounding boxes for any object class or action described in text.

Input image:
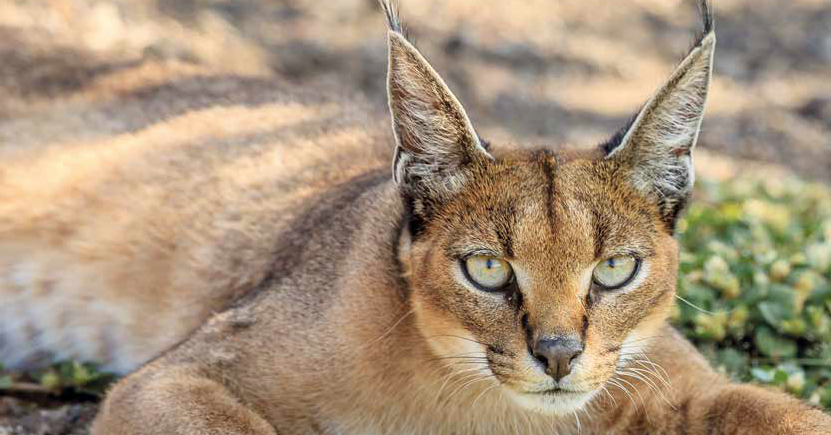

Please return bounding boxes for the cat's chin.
[503,388,598,415]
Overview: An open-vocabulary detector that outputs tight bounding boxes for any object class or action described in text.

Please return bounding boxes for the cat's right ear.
[381,1,491,206]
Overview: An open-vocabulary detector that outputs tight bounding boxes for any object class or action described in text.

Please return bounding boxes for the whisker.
[439,371,489,403]
[426,355,489,362]
[600,385,618,407]
[445,375,495,404]
[425,334,491,347]
[627,359,676,410]
[619,335,661,347]
[470,384,499,408]
[361,309,415,349]
[630,362,671,391]
[675,294,728,315]
[606,378,637,411]
[433,366,485,403]
[618,369,673,410]
[635,352,672,386]
[425,359,487,381]
[613,374,651,424]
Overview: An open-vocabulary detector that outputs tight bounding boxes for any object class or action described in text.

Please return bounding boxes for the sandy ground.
[0,0,829,433]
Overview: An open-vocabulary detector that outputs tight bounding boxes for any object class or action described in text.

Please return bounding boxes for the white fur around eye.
[592,255,638,289]
[464,256,512,290]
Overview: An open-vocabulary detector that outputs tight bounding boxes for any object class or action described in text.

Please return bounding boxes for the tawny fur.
[1,1,829,434]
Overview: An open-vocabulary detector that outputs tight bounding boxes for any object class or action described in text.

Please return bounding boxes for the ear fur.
[604,0,715,229]
[380,1,491,203]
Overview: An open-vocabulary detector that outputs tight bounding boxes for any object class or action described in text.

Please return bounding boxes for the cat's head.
[383,0,715,415]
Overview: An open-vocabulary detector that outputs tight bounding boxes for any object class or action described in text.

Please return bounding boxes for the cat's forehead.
[444,149,660,257]
[464,147,609,203]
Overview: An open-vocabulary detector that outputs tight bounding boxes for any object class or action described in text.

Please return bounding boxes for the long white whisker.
[606,378,637,410]
[630,364,671,392]
[426,358,487,380]
[470,384,499,408]
[621,369,661,396]
[600,385,618,407]
[636,351,672,386]
[675,294,726,315]
[361,309,415,349]
[614,374,651,424]
[434,366,484,403]
[619,369,673,410]
[445,375,494,404]
[628,365,677,410]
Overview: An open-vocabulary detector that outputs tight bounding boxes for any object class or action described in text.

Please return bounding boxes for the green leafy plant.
[0,361,114,398]
[673,174,831,408]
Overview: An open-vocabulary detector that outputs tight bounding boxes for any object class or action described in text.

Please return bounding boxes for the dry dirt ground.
[0,0,829,433]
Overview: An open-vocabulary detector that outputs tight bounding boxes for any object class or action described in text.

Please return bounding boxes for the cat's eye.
[462,255,513,291]
[592,255,640,290]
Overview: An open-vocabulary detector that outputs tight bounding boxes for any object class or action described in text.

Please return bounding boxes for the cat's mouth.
[532,387,584,396]
[504,387,598,415]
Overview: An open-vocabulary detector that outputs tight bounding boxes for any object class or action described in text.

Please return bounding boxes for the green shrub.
[674,175,831,407]
[0,361,114,397]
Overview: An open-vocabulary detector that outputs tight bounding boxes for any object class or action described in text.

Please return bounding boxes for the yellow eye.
[592,255,639,289]
[463,255,513,291]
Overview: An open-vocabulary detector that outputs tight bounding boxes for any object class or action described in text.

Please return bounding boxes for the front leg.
[604,327,831,435]
[92,366,277,435]
[684,383,831,435]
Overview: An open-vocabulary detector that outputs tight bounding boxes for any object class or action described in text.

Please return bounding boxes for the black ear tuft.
[699,0,714,36]
[378,0,405,36]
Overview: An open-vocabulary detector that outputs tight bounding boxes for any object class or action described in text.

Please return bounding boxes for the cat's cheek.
[412,295,483,360]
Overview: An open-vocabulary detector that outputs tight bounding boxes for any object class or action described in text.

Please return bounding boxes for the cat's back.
[0,59,391,373]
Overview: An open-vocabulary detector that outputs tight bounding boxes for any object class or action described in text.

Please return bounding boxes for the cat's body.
[2,1,831,434]
[0,77,389,374]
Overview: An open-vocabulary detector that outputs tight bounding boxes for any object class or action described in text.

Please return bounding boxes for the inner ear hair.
[385,32,490,189]
[381,0,492,234]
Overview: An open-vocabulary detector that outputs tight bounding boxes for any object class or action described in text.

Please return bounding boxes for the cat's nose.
[532,337,583,381]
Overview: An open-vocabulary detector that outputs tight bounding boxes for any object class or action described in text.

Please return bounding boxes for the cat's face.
[404,152,681,413]
[383,0,714,415]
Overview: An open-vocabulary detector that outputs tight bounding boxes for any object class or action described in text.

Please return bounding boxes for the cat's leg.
[681,383,831,435]
[92,366,277,435]
[603,326,831,435]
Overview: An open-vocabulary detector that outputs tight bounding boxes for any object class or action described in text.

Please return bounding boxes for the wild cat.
[1,0,830,433]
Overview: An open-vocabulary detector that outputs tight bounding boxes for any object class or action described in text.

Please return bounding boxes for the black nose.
[532,337,583,381]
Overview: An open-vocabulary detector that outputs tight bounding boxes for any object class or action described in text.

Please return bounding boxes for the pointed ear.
[385,30,491,199]
[603,2,715,230]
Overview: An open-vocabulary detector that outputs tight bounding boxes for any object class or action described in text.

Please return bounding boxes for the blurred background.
[0,0,829,433]
[1,0,830,178]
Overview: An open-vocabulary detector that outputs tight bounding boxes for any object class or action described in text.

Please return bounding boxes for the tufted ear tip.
[378,0,404,35]
[601,0,716,230]
[383,6,489,198]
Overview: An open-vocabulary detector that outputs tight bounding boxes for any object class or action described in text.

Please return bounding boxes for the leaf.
[754,327,798,359]
[0,374,12,389]
[751,367,775,383]
[758,301,789,329]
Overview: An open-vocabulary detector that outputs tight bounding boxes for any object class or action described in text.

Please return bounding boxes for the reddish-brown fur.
[1,1,829,434]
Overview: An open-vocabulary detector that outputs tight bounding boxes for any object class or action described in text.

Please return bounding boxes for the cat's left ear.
[603,1,715,230]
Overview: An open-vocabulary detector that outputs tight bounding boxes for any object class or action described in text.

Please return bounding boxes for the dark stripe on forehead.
[493,201,516,258]
[537,150,558,236]
[592,207,609,260]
